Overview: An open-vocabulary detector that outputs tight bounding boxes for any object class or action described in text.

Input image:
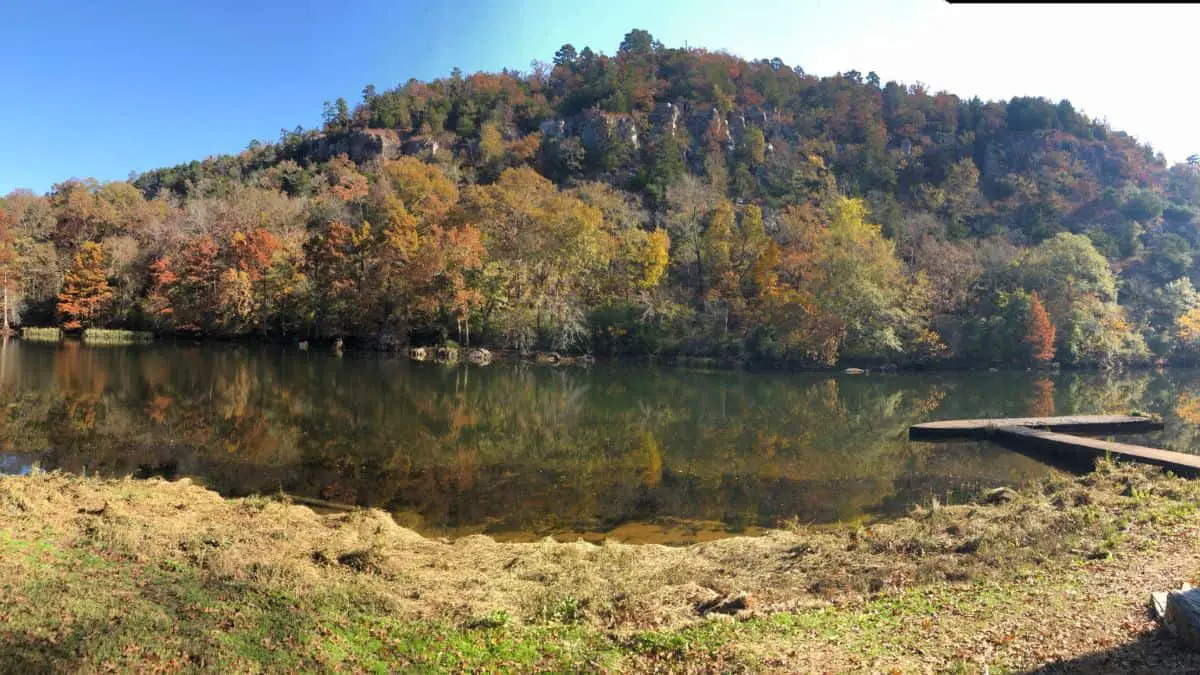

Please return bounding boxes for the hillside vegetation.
[5,29,1200,368]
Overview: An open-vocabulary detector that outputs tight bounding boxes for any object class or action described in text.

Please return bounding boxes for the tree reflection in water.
[2,341,1194,542]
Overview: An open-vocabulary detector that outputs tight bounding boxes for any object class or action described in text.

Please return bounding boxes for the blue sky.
[2,0,1197,195]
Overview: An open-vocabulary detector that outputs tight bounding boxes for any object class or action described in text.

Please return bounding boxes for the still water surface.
[0,340,1197,543]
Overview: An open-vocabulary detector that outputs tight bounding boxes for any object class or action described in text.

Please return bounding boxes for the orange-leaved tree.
[57,242,112,329]
[1026,291,1056,364]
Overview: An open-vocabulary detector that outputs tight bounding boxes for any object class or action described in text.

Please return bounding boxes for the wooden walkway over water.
[909,415,1162,440]
[909,414,1200,475]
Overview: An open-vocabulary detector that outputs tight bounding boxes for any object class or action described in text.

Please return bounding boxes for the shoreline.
[10,330,1187,375]
[3,460,1199,671]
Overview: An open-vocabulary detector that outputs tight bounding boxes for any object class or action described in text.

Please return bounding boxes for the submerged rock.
[466,348,493,366]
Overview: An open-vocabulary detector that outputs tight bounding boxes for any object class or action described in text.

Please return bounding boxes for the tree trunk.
[3,272,9,332]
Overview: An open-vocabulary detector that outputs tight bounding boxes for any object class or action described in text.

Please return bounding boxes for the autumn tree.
[749,197,939,364]
[701,199,737,335]
[1020,234,1145,366]
[664,175,719,296]
[144,256,177,326]
[220,228,281,332]
[479,122,505,166]
[169,236,222,332]
[574,182,668,298]
[3,32,1197,364]
[1177,306,1200,352]
[455,167,612,350]
[1025,291,1056,364]
[304,220,373,336]
[323,155,369,202]
[57,242,112,329]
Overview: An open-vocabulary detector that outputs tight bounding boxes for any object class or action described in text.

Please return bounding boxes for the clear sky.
[2,0,1197,195]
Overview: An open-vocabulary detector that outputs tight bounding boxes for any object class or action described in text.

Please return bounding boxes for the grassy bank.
[20,327,62,342]
[81,328,155,345]
[2,462,1200,673]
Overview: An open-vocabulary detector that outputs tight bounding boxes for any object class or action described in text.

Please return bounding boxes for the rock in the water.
[982,487,1018,505]
[466,348,493,366]
[843,367,866,375]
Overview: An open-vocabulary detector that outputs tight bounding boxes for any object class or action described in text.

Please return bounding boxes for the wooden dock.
[908,414,1162,440]
[908,413,1200,475]
[994,426,1200,474]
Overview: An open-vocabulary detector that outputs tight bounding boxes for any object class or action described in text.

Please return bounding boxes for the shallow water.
[0,339,1196,543]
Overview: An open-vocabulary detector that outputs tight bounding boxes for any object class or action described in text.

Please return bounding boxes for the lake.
[0,339,1196,543]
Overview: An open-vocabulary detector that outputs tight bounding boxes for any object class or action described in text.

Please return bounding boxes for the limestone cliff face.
[306,102,784,170]
[539,110,640,152]
[304,129,403,164]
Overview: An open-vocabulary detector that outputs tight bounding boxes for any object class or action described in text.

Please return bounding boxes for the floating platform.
[908,413,1200,475]
[994,426,1200,474]
[908,414,1162,441]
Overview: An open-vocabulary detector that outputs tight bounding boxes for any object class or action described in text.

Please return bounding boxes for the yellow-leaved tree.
[57,242,112,329]
[455,168,614,351]
[752,197,940,364]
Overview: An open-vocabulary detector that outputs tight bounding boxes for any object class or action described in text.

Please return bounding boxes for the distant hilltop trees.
[5,29,1200,368]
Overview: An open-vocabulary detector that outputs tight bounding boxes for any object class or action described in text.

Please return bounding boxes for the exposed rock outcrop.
[305,129,402,164]
[466,348,493,366]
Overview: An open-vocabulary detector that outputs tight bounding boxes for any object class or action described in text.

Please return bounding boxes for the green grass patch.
[19,327,61,342]
[82,329,154,345]
[0,527,630,672]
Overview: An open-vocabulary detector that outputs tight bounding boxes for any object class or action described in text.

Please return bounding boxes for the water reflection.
[0,340,1195,542]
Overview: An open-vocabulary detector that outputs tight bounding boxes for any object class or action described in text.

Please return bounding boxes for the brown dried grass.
[1,458,1192,636]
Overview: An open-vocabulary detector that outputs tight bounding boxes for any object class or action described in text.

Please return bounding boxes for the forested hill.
[5,29,1200,368]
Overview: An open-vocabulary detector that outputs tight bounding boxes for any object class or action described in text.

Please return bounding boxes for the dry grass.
[19,327,61,342]
[81,328,154,344]
[2,460,1200,671]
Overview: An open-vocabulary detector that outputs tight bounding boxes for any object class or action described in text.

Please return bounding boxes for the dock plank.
[994,426,1200,475]
[908,414,1162,440]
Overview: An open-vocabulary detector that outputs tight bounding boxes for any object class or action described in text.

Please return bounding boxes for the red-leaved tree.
[1026,291,1056,364]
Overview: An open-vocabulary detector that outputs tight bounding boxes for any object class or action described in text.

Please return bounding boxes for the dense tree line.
[5,29,1200,368]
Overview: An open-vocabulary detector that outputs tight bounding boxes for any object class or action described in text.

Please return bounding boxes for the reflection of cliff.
[2,342,1147,540]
